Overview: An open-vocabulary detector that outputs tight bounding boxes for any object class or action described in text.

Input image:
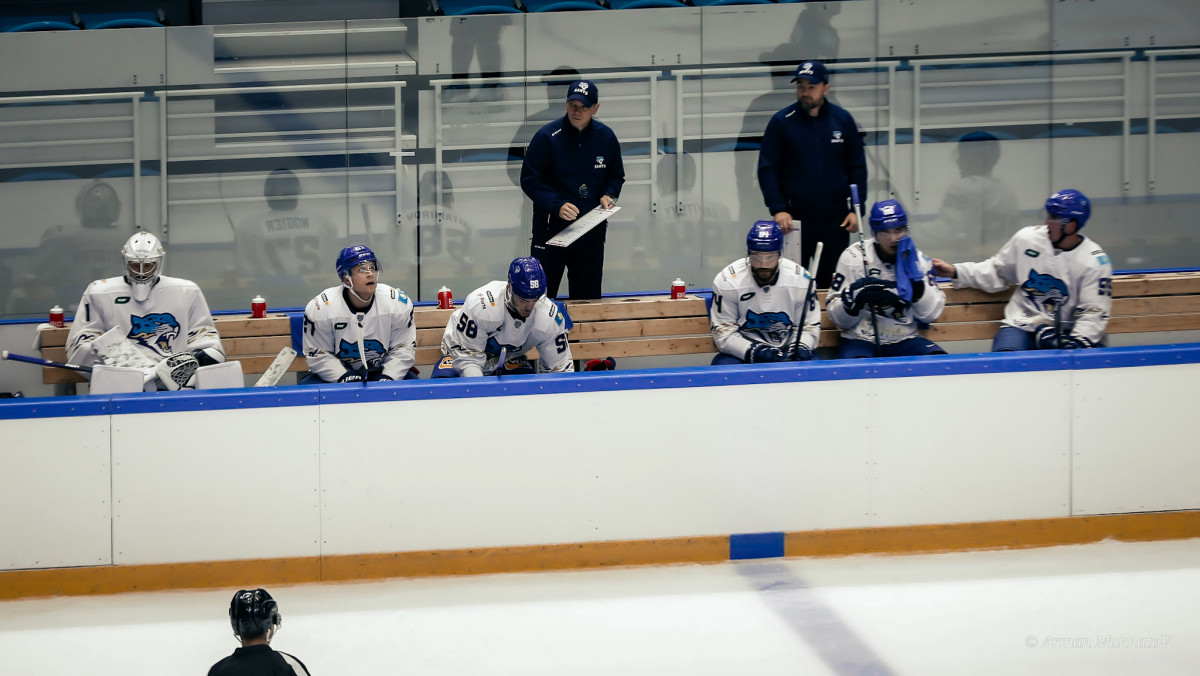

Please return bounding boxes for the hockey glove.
[841,277,888,316]
[338,370,365,383]
[1033,325,1061,350]
[584,357,617,371]
[745,343,785,363]
[154,352,199,390]
[375,373,394,381]
[791,344,813,362]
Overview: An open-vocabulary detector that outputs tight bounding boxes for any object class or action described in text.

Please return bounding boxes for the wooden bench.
[35,271,1200,388]
[38,314,303,385]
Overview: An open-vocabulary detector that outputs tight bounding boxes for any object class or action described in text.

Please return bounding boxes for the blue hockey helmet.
[1045,189,1090,229]
[229,588,281,639]
[868,199,909,231]
[746,220,784,253]
[507,256,547,300]
[336,245,378,280]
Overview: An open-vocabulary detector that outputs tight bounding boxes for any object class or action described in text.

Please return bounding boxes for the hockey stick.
[849,184,882,358]
[361,203,375,248]
[1,350,92,373]
[252,346,297,387]
[792,241,824,360]
[493,346,508,378]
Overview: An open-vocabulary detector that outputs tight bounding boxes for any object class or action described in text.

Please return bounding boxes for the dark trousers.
[800,221,850,289]
[531,225,606,300]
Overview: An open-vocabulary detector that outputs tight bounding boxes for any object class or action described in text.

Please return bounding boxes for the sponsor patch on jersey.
[551,128,562,137]
[740,292,755,301]
[831,131,843,144]
[869,268,882,277]
[486,291,495,306]
[438,356,454,368]
[1096,254,1111,265]
[1024,249,1041,258]
[115,296,130,304]
[320,292,329,305]
[335,322,347,330]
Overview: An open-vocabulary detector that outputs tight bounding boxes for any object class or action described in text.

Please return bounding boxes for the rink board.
[1,345,1199,588]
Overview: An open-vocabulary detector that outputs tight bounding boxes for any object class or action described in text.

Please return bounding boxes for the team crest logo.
[594,156,607,169]
[336,338,386,369]
[127,313,180,353]
[1020,270,1069,311]
[742,310,793,344]
[832,131,844,144]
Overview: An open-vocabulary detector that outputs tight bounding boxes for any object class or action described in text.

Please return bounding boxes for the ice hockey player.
[209,588,311,676]
[826,199,947,358]
[931,189,1112,351]
[710,220,821,365]
[65,231,224,390]
[433,256,573,377]
[300,244,417,383]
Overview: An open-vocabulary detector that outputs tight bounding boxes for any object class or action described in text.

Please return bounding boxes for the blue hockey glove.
[1033,325,1060,349]
[746,343,785,363]
[337,371,365,383]
[842,277,888,316]
[791,344,813,362]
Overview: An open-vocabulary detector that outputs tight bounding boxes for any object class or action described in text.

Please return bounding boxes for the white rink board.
[870,371,1072,525]
[110,407,322,565]
[0,416,111,570]
[319,381,876,555]
[1071,362,1200,515]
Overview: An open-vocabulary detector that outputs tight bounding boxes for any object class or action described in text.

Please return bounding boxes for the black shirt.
[208,644,312,676]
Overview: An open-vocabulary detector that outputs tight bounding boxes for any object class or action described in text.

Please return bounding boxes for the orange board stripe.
[3,512,1197,600]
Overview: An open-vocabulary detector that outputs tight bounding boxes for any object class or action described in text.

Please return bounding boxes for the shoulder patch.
[486,290,496,306]
[1096,254,1110,265]
[397,290,410,304]
[1024,249,1040,258]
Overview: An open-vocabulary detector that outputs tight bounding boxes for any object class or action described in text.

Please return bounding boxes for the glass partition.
[1,1,1198,321]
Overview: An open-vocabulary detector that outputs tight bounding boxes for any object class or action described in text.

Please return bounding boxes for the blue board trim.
[730,532,785,560]
[5,344,1200,418]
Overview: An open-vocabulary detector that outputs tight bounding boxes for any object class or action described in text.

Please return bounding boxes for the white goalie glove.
[154,352,199,390]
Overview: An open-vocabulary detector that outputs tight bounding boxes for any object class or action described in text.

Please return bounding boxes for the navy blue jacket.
[521,116,625,241]
[757,100,867,226]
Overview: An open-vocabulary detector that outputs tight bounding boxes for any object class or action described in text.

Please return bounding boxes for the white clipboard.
[546,205,621,247]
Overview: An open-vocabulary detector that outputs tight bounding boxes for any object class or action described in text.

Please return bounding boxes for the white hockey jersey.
[953,225,1112,344]
[826,239,946,345]
[440,280,573,375]
[710,257,821,359]
[301,284,417,381]
[66,275,224,367]
[234,208,340,276]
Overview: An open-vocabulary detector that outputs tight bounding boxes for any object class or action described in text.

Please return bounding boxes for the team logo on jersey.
[336,338,386,369]
[1024,249,1040,258]
[594,156,606,169]
[741,310,793,344]
[1020,270,1069,311]
[831,131,844,144]
[127,313,181,353]
[740,292,756,301]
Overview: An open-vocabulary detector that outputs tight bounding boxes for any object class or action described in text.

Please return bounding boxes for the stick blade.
[253,347,297,387]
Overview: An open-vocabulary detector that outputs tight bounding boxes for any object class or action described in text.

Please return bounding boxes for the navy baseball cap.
[791,60,829,85]
[566,80,599,107]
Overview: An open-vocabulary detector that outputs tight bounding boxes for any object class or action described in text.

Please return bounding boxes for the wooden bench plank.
[571,316,710,340]
[565,296,707,322]
[414,307,455,330]
[570,336,716,360]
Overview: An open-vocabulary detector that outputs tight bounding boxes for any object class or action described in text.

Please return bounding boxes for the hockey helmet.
[264,168,300,211]
[1045,189,1090,229]
[76,180,120,227]
[229,588,281,639]
[746,220,784,254]
[122,231,164,300]
[868,199,908,231]
[336,245,379,281]
[508,256,547,301]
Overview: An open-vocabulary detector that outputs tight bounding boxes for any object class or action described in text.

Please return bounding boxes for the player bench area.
[34,270,1200,388]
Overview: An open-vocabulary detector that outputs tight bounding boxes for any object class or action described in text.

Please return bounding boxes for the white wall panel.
[0,416,111,569]
[870,372,1072,526]
[111,406,321,564]
[1072,363,1200,515]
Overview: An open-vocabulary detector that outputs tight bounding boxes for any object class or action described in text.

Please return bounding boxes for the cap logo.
[799,63,814,76]
[574,82,589,95]
[881,205,896,216]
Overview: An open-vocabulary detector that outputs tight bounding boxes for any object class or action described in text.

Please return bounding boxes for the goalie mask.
[229,588,282,641]
[122,232,164,302]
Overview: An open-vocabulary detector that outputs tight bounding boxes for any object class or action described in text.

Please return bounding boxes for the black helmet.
[229,588,281,639]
